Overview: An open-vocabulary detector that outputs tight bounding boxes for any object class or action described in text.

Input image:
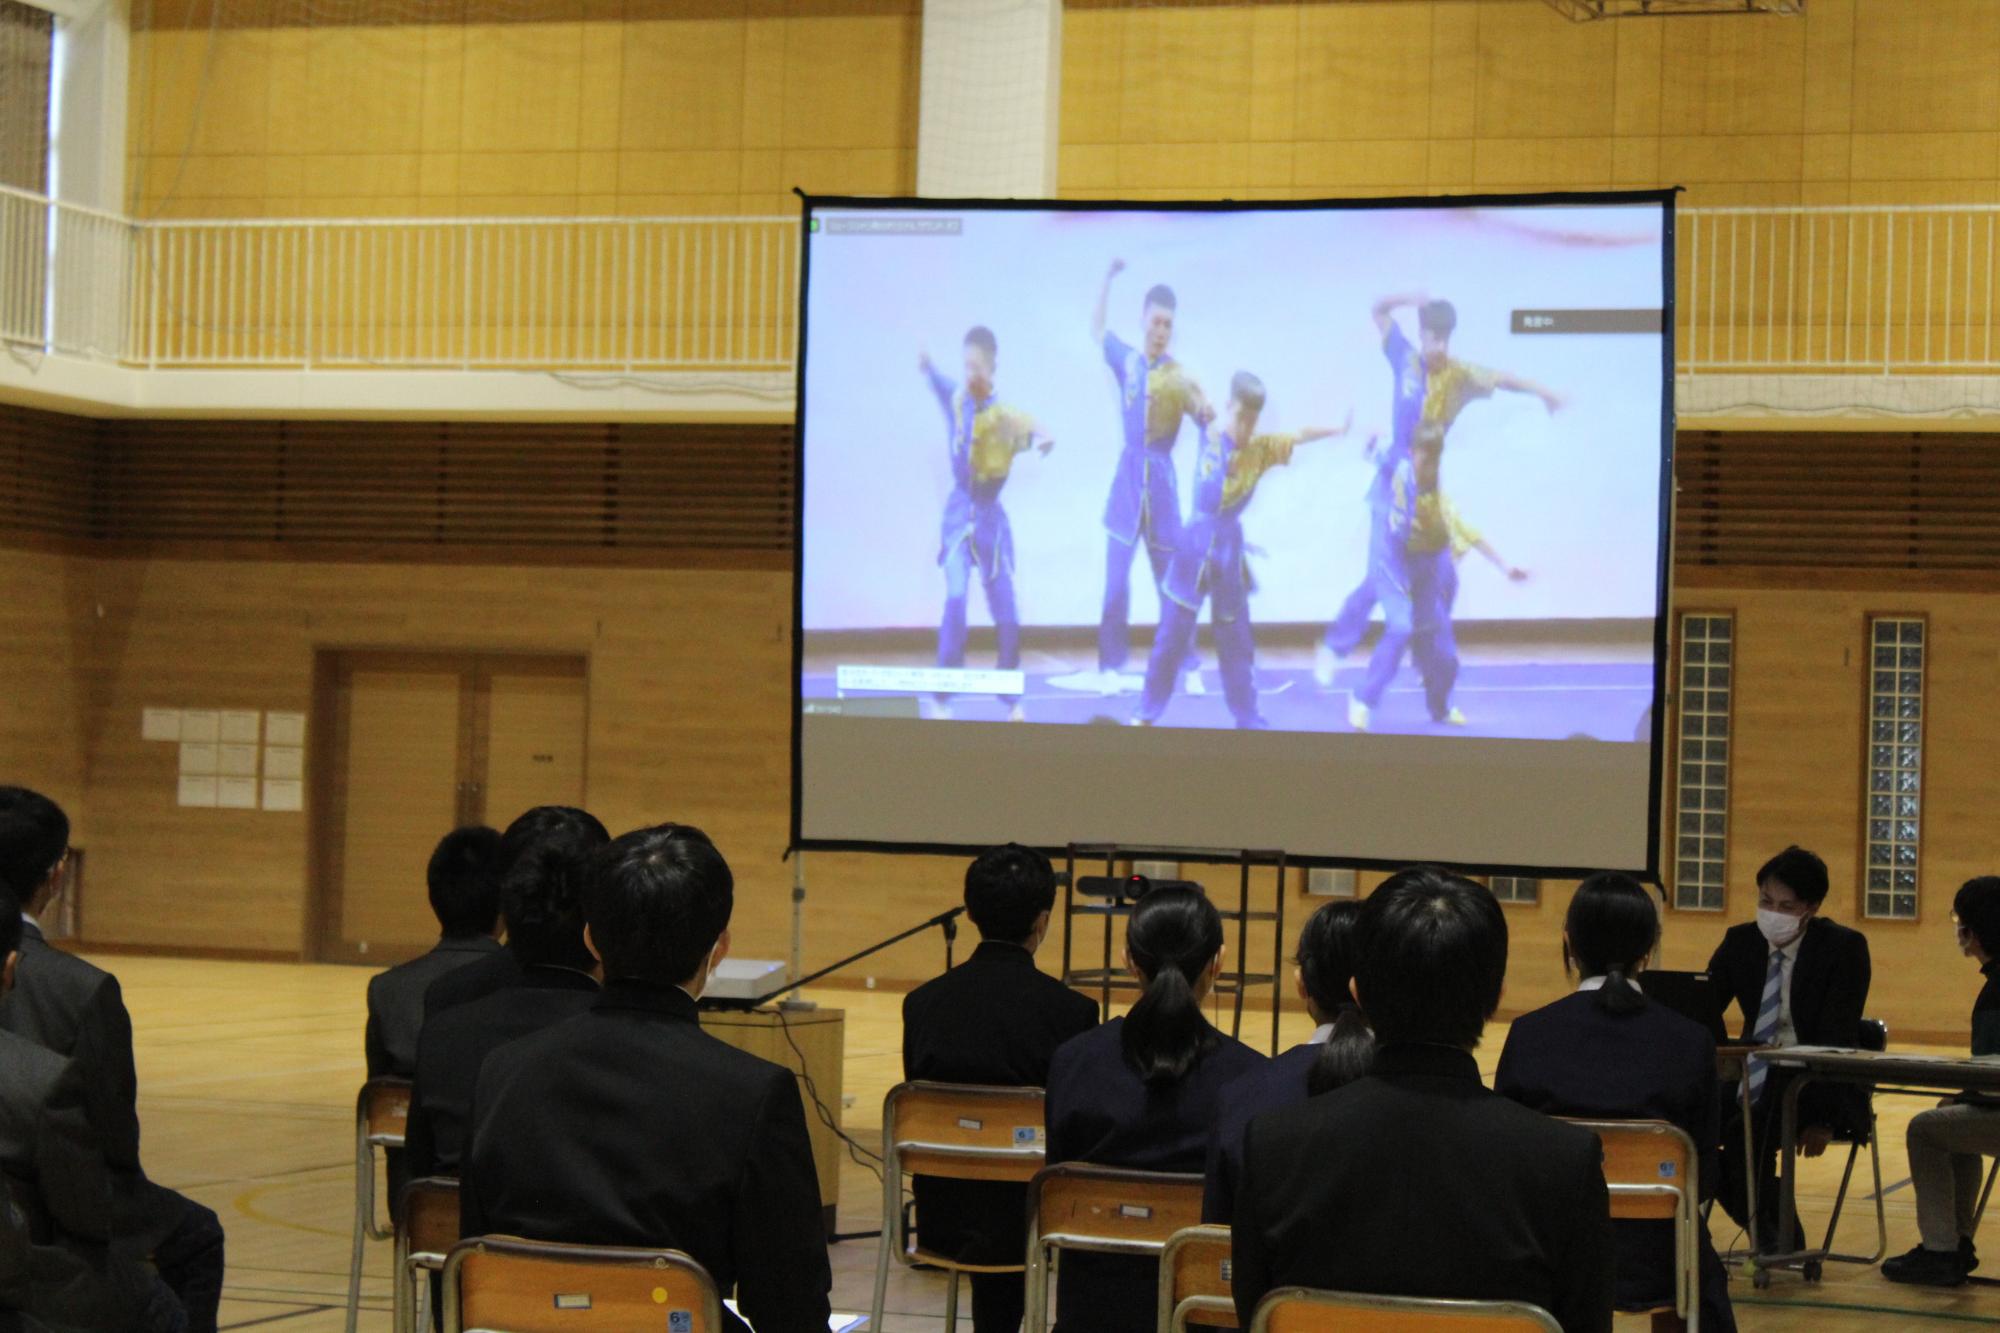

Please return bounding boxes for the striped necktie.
[1746,948,1786,1104]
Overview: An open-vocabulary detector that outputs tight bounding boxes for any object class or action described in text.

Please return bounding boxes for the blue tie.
[1746,949,1786,1104]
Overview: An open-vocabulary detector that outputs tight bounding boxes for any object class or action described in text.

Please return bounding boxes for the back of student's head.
[0,786,68,905]
[1955,876,2000,958]
[583,823,733,987]
[426,826,503,938]
[1563,871,1659,1015]
[964,843,1056,943]
[1757,844,1830,906]
[1121,886,1223,1086]
[1296,899,1373,1094]
[497,817,606,969]
[1354,867,1506,1049]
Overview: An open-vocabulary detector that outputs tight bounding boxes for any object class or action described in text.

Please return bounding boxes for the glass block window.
[1673,614,1733,911]
[1489,876,1541,905]
[1864,616,1925,921]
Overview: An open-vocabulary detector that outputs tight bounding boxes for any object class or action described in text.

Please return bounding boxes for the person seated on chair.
[902,844,1098,1333]
[0,888,185,1333]
[1496,872,1737,1333]
[421,806,608,1024]
[460,823,831,1333]
[0,787,225,1333]
[1203,899,1372,1224]
[1231,867,1613,1333]
[404,812,606,1181]
[1044,886,1265,1333]
[1707,845,1871,1254]
[364,826,505,1080]
[1881,875,2000,1288]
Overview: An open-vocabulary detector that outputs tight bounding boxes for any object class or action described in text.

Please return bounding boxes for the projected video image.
[800,202,1667,740]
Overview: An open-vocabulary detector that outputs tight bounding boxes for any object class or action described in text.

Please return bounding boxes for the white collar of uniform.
[1308,1022,1335,1044]
[1576,975,1607,992]
[18,910,36,930]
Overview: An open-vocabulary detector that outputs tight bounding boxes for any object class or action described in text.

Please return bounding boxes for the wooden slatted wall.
[0,403,96,545]
[1675,431,2000,572]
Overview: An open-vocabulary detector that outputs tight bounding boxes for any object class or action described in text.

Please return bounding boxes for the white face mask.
[1756,907,1805,948]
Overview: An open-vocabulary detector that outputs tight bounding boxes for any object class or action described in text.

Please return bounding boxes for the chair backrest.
[1158,1225,1238,1332]
[443,1236,723,1333]
[1249,1287,1562,1333]
[883,1081,1048,1184]
[1029,1163,1205,1258]
[1563,1118,1695,1222]
[399,1177,461,1267]
[1858,1018,1888,1053]
[359,1078,413,1148]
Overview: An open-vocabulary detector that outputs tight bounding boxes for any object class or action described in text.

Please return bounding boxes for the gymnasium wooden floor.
[106,953,2000,1330]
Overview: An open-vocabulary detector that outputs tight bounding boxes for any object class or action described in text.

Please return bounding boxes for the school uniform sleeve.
[70,972,144,1180]
[1691,1035,1722,1204]
[1228,1124,1274,1325]
[37,1059,116,1250]
[731,1071,834,1333]
[364,1007,391,1080]
[1553,1135,1616,1333]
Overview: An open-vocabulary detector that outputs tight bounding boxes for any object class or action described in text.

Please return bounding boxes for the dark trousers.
[152,1192,226,1333]
[1719,1086,1806,1256]
[970,1272,1026,1333]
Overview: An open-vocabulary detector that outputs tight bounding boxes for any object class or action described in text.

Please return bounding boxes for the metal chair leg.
[943,1268,961,1333]
[347,1129,371,1333]
[1977,1158,2000,1229]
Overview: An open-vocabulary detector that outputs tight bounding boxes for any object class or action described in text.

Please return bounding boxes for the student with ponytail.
[1496,872,1737,1333]
[1044,885,1264,1333]
[1202,900,1372,1223]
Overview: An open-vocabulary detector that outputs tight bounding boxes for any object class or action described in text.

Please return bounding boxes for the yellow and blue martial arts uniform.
[926,363,1040,698]
[1134,426,1301,728]
[1324,322,1496,655]
[1098,329,1204,671]
[1353,461,1483,721]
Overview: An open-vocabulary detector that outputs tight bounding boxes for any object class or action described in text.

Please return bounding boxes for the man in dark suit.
[404,812,605,1180]
[420,806,609,1023]
[0,892,182,1333]
[362,825,504,1079]
[1706,844,1872,1253]
[1232,868,1613,1333]
[0,788,224,1333]
[461,823,831,1333]
[902,844,1098,1333]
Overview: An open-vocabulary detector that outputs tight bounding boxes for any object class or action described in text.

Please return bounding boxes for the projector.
[702,958,789,1005]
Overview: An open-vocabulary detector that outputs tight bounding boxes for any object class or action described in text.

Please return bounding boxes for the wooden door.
[313,650,588,964]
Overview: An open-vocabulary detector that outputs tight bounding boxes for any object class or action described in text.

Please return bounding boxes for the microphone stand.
[708,906,967,1010]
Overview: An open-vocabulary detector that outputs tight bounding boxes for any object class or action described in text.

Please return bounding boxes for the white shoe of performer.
[1348,697,1371,732]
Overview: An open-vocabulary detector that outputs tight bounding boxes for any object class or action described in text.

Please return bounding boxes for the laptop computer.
[1639,969,1731,1044]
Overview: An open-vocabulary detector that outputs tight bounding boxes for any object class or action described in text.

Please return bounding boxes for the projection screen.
[793,190,1673,875]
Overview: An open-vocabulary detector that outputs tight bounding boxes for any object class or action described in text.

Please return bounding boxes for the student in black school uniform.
[1202,899,1372,1224]
[460,823,831,1333]
[421,806,610,1023]
[1044,886,1265,1333]
[1706,845,1871,1253]
[1496,872,1737,1333]
[901,844,1099,1333]
[1230,867,1613,1333]
[1881,875,2000,1288]
[404,812,607,1181]
[363,827,506,1080]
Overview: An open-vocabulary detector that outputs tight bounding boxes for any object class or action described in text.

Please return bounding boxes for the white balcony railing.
[6,188,2000,391]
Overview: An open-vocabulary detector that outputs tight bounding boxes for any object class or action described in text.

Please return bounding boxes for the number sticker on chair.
[554,1293,593,1310]
[958,1117,983,1131]
[670,1310,693,1333]
[1118,1204,1153,1220]
[1013,1126,1041,1147]
[1658,1161,1677,1179]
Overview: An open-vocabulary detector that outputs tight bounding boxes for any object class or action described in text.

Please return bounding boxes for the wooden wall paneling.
[476,655,588,828]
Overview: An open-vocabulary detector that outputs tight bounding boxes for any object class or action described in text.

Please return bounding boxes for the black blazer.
[1232,1044,1613,1333]
[421,948,523,1026]
[461,980,831,1333]
[1202,1041,1318,1224]
[0,923,181,1253]
[1496,991,1719,1310]
[1706,916,1871,1133]
[405,964,599,1180]
[0,1029,152,1332]
[901,941,1098,1266]
[364,935,505,1078]
[1045,1016,1266,1333]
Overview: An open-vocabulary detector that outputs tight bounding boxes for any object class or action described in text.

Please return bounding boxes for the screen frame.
[789,187,1677,882]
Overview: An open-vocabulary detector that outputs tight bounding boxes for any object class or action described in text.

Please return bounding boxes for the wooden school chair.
[1024,1163,1205,1333]
[870,1081,1049,1333]
[1158,1224,1238,1333]
[394,1176,460,1333]
[1563,1118,1699,1332]
[1247,1287,1562,1333]
[442,1236,723,1333]
[347,1077,412,1333]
